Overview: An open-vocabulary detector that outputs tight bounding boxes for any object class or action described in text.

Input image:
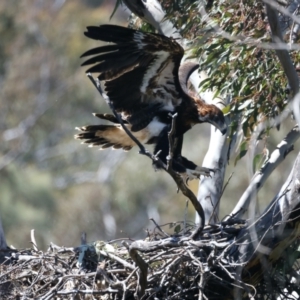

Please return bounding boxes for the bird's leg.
[188,166,215,178]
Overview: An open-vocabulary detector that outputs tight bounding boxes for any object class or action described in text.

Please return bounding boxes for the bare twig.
[129,245,148,298]
[149,218,169,238]
[97,249,135,270]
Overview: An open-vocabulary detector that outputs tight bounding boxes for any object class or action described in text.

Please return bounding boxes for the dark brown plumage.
[75,25,227,179]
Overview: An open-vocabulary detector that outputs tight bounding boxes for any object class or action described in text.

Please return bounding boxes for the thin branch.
[149,218,169,238]
[220,172,234,198]
[129,245,148,298]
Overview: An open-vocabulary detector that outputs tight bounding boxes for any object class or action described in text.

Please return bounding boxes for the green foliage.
[174,224,181,234]
[161,0,298,162]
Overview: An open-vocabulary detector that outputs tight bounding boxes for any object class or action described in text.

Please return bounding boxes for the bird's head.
[198,103,227,135]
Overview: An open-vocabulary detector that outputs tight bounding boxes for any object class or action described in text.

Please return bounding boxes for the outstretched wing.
[81,25,185,130]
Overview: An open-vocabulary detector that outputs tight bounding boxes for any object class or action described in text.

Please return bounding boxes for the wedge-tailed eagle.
[75,25,227,179]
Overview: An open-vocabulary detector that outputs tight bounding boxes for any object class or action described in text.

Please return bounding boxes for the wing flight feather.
[81,25,185,130]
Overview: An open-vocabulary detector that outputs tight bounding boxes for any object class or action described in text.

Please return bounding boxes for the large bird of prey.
[75,25,227,179]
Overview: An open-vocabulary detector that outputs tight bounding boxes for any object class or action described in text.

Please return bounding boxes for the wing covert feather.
[81,25,185,130]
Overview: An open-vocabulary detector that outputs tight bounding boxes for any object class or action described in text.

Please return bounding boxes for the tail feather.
[75,124,135,151]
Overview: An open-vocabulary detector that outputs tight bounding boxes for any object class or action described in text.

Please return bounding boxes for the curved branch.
[128,244,148,298]
[229,125,300,219]
[232,150,300,288]
[229,1,300,219]
[275,148,300,232]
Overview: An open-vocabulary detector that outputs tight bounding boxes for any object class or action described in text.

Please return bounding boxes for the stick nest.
[0,220,299,300]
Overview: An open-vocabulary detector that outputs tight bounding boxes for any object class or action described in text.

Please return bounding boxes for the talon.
[206,171,212,178]
[191,172,201,179]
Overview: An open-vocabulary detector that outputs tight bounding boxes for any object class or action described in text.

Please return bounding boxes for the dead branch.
[128,245,148,298]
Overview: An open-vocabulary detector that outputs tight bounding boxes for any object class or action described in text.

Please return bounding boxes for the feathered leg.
[173,136,215,180]
[153,129,214,180]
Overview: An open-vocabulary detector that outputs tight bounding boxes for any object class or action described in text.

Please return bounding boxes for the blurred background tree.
[0,0,299,250]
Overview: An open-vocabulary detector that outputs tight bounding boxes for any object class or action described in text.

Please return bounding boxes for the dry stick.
[97,249,135,270]
[40,272,116,299]
[86,73,205,237]
[35,276,60,294]
[186,249,207,300]
[122,241,148,298]
[159,255,182,287]
[56,288,120,295]
[129,246,148,299]
[149,218,169,238]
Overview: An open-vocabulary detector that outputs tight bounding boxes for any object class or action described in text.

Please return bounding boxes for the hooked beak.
[208,119,227,135]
